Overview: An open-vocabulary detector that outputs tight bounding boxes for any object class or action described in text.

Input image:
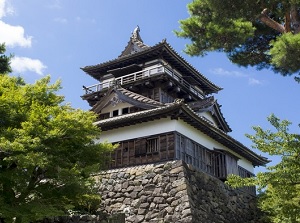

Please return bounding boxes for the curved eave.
[81,41,222,94]
[161,42,222,94]
[81,42,166,78]
[95,102,269,166]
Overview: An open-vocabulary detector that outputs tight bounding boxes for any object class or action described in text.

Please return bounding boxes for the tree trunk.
[285,11,291,33]
[290,5,300,34]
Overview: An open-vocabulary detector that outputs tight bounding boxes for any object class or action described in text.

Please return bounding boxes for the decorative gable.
[188,96,232,132]
[91,85,165,115]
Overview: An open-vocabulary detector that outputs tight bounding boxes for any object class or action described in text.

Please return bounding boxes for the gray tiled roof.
[117,87,164,106]
[91,86,164,113]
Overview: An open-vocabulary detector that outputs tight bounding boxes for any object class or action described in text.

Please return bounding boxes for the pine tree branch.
[259,8,286,33]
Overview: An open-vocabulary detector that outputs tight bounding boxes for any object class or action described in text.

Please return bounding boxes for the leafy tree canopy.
[0,44,11,74]
[176,0,300,81]
[0,74,114,223]
[227,114,300,223]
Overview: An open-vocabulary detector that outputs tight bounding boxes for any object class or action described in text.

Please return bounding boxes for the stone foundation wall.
[95,160,262,223]
[40,213,125,223]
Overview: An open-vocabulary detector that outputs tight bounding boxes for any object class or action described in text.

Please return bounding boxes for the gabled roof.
[188,97,232,133]
[81,28,222,95]
[93,86,231,133]
[91,86,164,113]
[95,100,269,166]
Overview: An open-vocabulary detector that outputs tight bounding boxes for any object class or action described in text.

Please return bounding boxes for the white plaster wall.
[198,111,217,127]
[237,159,254,171]
[98,117,254,172]
[98,118,176,143]
[101,102,132,116]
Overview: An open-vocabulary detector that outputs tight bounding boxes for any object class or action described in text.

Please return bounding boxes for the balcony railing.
[83,65,204,99]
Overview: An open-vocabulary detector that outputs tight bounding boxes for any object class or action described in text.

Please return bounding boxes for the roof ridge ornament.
[131,25,143,42]
[174,98,184,104]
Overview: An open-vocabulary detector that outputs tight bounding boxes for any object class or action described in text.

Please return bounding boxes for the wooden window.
[112,109,119,117]
[205,150,214,175]
[214,152,227,179]
[225,153,239,175]
[238,166,256,195]
[146,138,159,154]
[122,107,129,115]
[238,166,254,178]
[213,149,239,179]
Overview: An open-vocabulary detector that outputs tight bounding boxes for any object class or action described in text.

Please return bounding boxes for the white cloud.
[0,21,32,48]
[209,68,247,78]
[248,78,263,85]
[47,0,62,9]
[11,56,47,75]
[1,0,46,76]
[54,17,68,24]
[75,16,96,24]
[76,16,81,22]
[0,0,6,18]
[0,0,14,19]
[210,67,263,86]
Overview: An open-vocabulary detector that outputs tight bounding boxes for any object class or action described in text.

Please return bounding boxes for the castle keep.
[81,27,268,222]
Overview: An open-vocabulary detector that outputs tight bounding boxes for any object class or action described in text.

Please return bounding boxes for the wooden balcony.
[82,65,204,99]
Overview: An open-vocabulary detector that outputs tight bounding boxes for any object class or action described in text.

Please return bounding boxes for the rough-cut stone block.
[96,160,262,223]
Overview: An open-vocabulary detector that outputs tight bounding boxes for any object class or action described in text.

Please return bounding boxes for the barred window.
[146,138,159,153]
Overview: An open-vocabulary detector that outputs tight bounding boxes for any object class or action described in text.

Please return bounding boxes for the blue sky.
[1,0,299,172]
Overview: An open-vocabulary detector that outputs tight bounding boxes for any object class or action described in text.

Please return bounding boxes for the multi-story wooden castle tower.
[81,27,268,190]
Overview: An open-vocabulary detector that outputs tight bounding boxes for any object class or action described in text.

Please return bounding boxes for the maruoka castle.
[80,27,269,223]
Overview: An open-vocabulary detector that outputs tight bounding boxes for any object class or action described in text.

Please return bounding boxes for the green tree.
[0,74,114,223]
[227,114,300,223]
[176,0,300,81]
[0,44,11,74]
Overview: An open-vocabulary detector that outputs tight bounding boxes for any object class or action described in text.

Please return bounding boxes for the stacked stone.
[96,160,262,223]
[40,213,124,223]
[96,161,192,223]
[185,164,261,223]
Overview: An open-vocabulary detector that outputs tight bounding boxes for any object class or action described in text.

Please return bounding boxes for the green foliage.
[0,44,12,74]
[270,33,300,77]
[227,114,300,223]
[176,0,300,80]
[0,74,115,222]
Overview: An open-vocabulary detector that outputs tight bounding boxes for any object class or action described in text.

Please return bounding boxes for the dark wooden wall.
[110,132,175,168]
[110,131,254,188]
